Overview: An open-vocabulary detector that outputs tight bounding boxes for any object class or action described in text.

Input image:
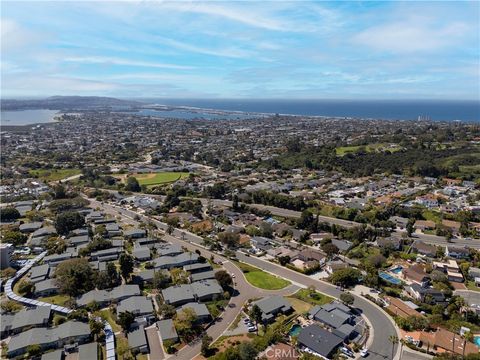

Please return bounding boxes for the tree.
[53,184,66,199]
[158,303,176,319]
[406,218,415,237]
[278,255,291,266]
[0,207,20,221]
[1,300,22,313]
[125,176,141,192]
[2,231,27,246]
[322,243,339,259]
[388,335,398,360]
[298,209,315,231]
[55,211,85,235]
[329,268,362,288]
[217,232,240,248]
[171,268,189,285]
[89,319,104,340]
[339,292,355,306]
[46,236,67,255]
[119,253,134,281]
[201,333,213,357]
[153,270,171,289]
[55,258,95,296]
[118,311,135,332]
[27,344,42,357]
[17,279,35,297]
[215,270,233,289]
[232,194,239,210]
[249,304,263,335]
[238,342,258,360]
[174,308,198,341]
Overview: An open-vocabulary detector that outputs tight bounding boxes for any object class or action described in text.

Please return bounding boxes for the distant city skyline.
[1,1,479,99]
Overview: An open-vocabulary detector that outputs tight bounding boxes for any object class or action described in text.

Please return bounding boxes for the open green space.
[29,168,81,182]
[234,261,291,290]
[94,308,121,332]
[336,143,402,156]
[289,288,333,306]
[38,294,71,307]
[131,172,190,186]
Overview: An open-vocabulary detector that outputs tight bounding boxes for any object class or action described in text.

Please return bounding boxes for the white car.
[247,326,257,332]
[340,347,354,357]
[360,349,369,357]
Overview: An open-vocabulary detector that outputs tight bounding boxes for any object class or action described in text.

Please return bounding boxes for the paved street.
[454,290,480,306]
[146,326,165,360]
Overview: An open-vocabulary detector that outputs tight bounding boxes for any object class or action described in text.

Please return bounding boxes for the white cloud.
[353,20,470,53]
[63,56,194,70]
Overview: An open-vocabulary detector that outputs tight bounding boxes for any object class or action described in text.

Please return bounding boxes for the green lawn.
[289,288,333,306]
[234,261,290,290]
[466,280,480,292]
[29,168,81,182]
[38,294,71,306]
[336,143,402,156]
[244,270,290,290]
[133,172,190,186]
[95,308,121,333]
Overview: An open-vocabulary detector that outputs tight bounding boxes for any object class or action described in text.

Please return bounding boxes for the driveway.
[145,326,165,360]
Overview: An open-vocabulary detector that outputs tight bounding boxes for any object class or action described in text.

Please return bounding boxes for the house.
[128,326,149,354]
[161,280,223,306]
[124,228,147,239]
[377,237,402,250]
[420,328,480,356]
[412,241,437,257]
[157,319,178,343]
[402,264,430,286]
[135,238,158,249]
[433,260,464,282]
[191,279,223,302]
[77,284,141,307]
[90,247,123,262]
[7,321,90,357]
[155,243,183,257]
[384,296,424,319]
[153,252,199,269]
[0,243,13,269]
[177,302,211,323]
[325,260,348,274]
[19,221,43,233]
[191,270,216,282]
[35,278,59,297]
[132,246,151,261]
[78,342,98,360]
[252,296,293,323]
[405,283,446,304]
[30,264,50,283]
[309,302,353,329]
[251,236,272,252]
[414,220,436,231]
[389,216,409,230]
[1,306,51,338]
[41,349,63,360]
[43,252,73,266]
[294,249,326,265]
[117,296,155,322]
[468,267,480,279]
[183,262,212,274]
[441,220,461,235]
[105,223,122,237]
[331,239,353,252]
[297,324,343,359]
[445,246,470,259]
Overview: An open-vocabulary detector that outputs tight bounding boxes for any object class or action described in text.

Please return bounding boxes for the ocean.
[0,109,59,125]
[139,99,480,122]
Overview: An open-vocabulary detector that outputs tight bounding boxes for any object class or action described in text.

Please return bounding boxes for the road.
[454,290,480,306]
[87,198,299,360]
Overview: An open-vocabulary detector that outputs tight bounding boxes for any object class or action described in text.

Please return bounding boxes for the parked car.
[360,348,369,357]
[340,347,354,358]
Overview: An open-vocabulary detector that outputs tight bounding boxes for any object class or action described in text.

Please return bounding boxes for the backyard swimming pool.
[379,271,402,285]
[391,266,403,274]
[474,336,480,347]
[289,324,302,337]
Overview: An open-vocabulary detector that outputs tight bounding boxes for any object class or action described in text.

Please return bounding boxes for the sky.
[1,1,479,99]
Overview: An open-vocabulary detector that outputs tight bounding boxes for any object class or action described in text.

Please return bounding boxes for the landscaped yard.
[29,168,81,182]
[336,143,402,156]
[289,288,333,306]
[234,261,291,290]
[287,297,313,313]
[38,294,71,307]
[131,172,189,186]
[95,308,121,333]
[466,280,480,292]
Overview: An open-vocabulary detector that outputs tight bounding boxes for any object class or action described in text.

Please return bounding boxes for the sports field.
[132,172,189,186]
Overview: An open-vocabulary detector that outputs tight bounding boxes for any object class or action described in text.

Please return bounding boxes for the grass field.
[336,143,402,156]
[289,288,333,306]
[29,168,81,182]
[95,308,121,332]
[128,172,189,186]
[287,297,313,313]
[234,261,291,290]
[38,294,71,306]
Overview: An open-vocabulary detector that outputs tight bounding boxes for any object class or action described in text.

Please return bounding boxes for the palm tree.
[389,335,399,360]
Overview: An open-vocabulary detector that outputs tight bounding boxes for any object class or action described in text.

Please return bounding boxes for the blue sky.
[1,1,479,99]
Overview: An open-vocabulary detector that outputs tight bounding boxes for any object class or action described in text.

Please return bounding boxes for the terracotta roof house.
[385,296,424,319]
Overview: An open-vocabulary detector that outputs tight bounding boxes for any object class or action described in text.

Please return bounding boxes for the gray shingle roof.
[128,326,148,350]
[157,319,178,342]
[153,252,199,269]
[177,302,210,319]
[41,349,63,360]
[253,296,292,321]
[77,284,140,307]
[297,324,343,358]
[190,270,216,282]
[30,264,50,283]
[78,342,98,360]
[1,306,51,335]
[117,296,154,316]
